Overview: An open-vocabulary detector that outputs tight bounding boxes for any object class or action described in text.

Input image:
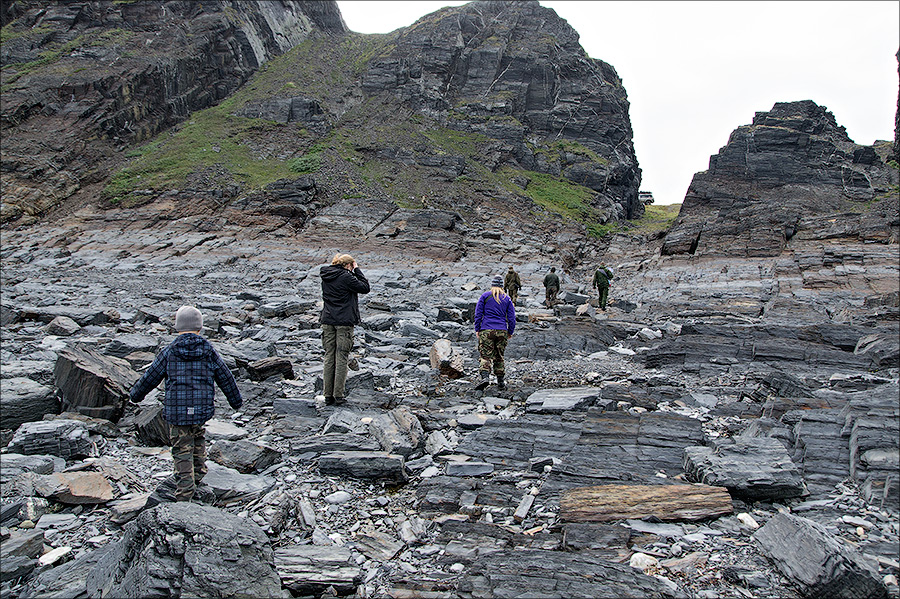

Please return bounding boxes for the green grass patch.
[103,99,314,202]
[500,167,616,237]
[626,203,681,234]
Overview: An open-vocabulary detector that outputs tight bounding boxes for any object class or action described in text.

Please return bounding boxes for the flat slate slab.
[457,548,687,598]
[525,387,601,413]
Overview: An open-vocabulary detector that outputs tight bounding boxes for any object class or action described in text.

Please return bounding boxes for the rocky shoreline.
[1,205,898,599]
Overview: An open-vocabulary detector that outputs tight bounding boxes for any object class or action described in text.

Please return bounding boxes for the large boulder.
[54,346,139,422]
[86,503,284,598]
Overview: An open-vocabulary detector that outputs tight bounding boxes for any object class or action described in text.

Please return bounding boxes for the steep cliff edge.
[0,0,346,221]
[662,101,899,258]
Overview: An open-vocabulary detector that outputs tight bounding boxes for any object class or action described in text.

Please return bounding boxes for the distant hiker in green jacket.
[592,264,614,310]
[543,267,560,308]
[504,265,522,305]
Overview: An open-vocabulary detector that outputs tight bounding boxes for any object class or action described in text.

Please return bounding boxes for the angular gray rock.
[318,451,407,485]
[457,548,687,598]
[86,503,284,598]
[753,512,888,599]
[6,420,95,459]
[683,437,807,500]
[207,439,281,474]
[53,346,139,422]
[275,544,361,596]
[369,405,425,458]
[0,377,58,430]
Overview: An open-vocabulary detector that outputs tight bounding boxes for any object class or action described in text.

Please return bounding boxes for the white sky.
[336,1,899,205]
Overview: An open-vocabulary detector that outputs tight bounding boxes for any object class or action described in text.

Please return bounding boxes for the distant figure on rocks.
[319,253,370,405]
[543,266,560,308]
[592,263,614,310]
[504,265,522,305]
[474,275,516,391]
[130,305,243,503]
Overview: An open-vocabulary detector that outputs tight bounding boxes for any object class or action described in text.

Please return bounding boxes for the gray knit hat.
[174,305,203,332]
[491,275,504,287]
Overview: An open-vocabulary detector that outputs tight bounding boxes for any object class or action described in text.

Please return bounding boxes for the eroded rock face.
[0,0,346,221]
[664,100,899,257]
[362,0,642,220]
[85,502,283,598]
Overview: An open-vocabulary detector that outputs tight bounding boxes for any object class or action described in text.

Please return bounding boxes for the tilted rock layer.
[663,101,898,258]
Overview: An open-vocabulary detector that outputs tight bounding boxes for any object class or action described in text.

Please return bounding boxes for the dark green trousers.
[322,324,354,398]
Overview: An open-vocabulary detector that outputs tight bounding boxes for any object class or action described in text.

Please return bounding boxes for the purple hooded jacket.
[474,291,516,336]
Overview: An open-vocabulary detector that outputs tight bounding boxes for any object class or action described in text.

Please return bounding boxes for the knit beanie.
[491,275,504,287]
[174,305,203,332]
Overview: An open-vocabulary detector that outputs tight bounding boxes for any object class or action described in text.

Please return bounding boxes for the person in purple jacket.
[473,275,516,391]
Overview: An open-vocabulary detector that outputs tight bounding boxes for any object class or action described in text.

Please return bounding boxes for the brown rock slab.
[32,472,114,504]
[560,483,733,523]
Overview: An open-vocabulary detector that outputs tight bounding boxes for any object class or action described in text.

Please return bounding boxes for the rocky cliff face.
[1,0,641,252]
[360,0,641,220]
[662,101,899,258]
[0,0,346,221]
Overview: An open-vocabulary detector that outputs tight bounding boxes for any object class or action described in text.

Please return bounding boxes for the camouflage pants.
[507,287,519,305]
[478,329,509,376]
[170,423,207,502]
[545,286,559,307]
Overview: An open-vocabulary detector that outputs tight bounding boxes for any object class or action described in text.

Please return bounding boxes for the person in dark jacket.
[592,263,614,310]
[543,266,560,308]
[474,275,516,391]
[503,265,522,305]
[130,305,242,502]
[320,253,370,405]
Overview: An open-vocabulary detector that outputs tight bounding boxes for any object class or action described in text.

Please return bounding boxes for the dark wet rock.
[86,503,283,598]
[43,412,120,438]
[318,451,407,485]
[207,439,281,474]
[0,529,44,560]
[6,420,95,459]
[133,401,170,446]
[246,356,294,381]
[456,548,686,598]
[562,522,633,559]
[446,461,495,477]
[753,512,888,599]
[53,346,139,422]
[0,377,58,430]
[683,437,807,501]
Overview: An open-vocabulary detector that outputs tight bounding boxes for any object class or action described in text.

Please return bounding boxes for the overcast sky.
[335,1,899,205]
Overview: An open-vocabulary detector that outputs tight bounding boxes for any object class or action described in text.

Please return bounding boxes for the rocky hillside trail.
[1,201,897,599]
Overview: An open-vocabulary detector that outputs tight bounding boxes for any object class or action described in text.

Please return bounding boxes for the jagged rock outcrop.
[0,0,346,222]
[663,100,899,257]
[360,0,642,220]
